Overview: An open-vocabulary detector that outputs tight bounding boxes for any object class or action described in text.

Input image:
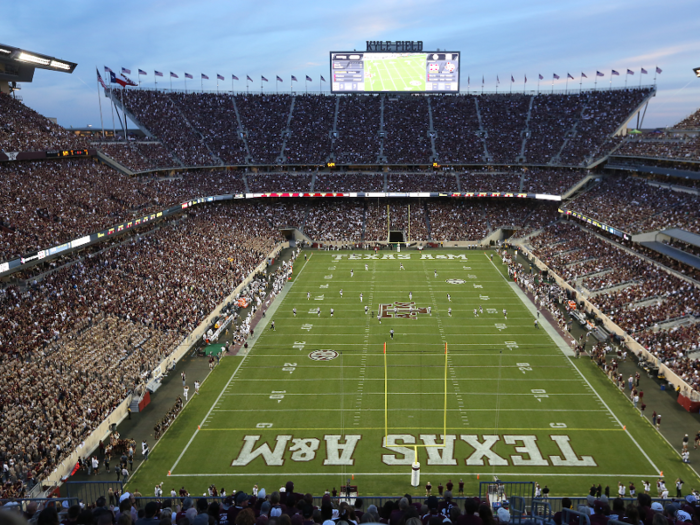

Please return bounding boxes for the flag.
[482,75,484,84]
[217,74,224,81]
[155,71,163,77]
[185,73,193,79]
[524,74,527,83]
[468,76,470,85]
[261,76,268,82]
[553,73,560,79]
[538,74,543,80]
[276,75,283,82]
[96,68,106,89]
[292,75,298,82]
[201,74,209,80]
[611,70,619,76]
[122,67,131,75]
[247,75,253,82]
[656,67,662,74]
[120,74,137,86]
[321,76,326,82]
[596,71,604,77]
[104,66,113,74]
[170,72,179,78]
[306,75,312,82]
[641,68,648,75]
[627,69,634,75]
[511,75,514,83]
[138,69,147,76]
[110,72,127,87]
[232,75,239,80]
[567,73,574,79]
[581,72,588,78]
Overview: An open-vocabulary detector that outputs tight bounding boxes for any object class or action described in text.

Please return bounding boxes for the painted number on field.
[270,390,286,403]
[283,362,297,374]
[256,423,273,428]
[473,284,483,289]
[328,267,336,270]
[531,389,549,402]
[480,295,490,301]
[301,324,313,331]
[324,275,333,279]
[516,362,532,373]
[319,284,329,289]
[550,423,567,428]
[495,323,507,331]
[505,341,519,350]
[308,309,317,314]
[463,267,472,270]
[468,274,477,279]
[487,308,498,314]
[315,295,325,301]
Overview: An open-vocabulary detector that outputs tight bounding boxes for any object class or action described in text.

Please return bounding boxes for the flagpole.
[170,76,172,91]
[565,76,569,94]
[523,76,525,94]
[185,77,187,94]
[96,67,105,141]
[654,65,657,86]
[625,73,628,89]
[537,77,540,94]
[109,85,116,141]
[154,72,157,91]
[639,69,642,88]
[580,75,583,94]
[509,77,512,94]
[609,72,612,90]
[594,76,597,91]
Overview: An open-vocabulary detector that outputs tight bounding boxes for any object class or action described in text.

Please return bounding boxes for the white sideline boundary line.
[166,472,659,478]
[169,252,313,474]
[485,253,661,475]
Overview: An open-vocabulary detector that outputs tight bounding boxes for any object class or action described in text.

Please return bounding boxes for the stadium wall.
[517,245,700,403]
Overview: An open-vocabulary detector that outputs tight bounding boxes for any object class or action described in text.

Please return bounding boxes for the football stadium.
[2,4,700,525]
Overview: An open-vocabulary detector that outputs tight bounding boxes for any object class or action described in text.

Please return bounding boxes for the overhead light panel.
[694,67,700,78]
[17,52,50,66]
[0,48,11,54]
[50,60,70,70]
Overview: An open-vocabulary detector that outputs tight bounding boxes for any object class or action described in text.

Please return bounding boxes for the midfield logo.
[378,302,429,319]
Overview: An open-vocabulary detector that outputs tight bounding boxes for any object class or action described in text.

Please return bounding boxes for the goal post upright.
[384,342,388,439]
[444,342,448,439]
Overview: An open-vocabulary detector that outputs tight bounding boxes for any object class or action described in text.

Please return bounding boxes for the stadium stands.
[673,107,700,130]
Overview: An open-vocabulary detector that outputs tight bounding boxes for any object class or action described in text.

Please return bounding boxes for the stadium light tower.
[0,43,77,95]
[694,67,700,78]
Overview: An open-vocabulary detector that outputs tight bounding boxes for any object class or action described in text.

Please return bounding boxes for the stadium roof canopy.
[0,43,77,84]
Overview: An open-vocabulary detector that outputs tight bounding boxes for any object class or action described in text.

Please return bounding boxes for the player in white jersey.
[400,263,405,270]
[409,291,413,300]
[340,289,343,298]
[184,385,189,401]
[447,294,451,302]
[293,308,297,317]
[377,313,382,324]
[428,306,432,315]
[642,480,651,494]
[307,292,311,300]
[434,270,437,278]
[448,308,452,316]
[330,308,334,317]
[365,264,368,271]
[194,381,200,394]
[503,309,507,319]
[479,305,483,314]
[534,319,538,329]
[364,305,368,314]
[474,308,478,317]
[360,293,363,302]
[317,307,321,317]
[350,269,354,277]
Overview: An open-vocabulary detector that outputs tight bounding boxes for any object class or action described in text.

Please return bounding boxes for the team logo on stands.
[379,302,429,319]
[446,279,466,285]
[309,350,339,361]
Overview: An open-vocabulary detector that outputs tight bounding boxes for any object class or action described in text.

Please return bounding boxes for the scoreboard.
[331,51,460,93]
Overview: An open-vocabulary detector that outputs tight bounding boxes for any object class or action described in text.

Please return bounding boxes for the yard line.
[169,252,312,474]
[223,377,585,382]
[221,392,599,397]
[199,426,622,432]
[210,408,608,412]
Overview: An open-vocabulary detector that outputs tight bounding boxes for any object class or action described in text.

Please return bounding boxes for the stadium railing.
[562,508,591,525]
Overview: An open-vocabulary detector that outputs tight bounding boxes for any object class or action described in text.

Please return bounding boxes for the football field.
[129,249,698,496]
[365,54,426,91]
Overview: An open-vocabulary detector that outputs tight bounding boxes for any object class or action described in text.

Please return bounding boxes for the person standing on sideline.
[184,385,189,401]
[676,479,684,497]
[458,479,464,496]
[270,320,275,331]
[426,481,432,496]
[194,381,200,394]
[652,411,657,426]
[656,414,661,430]
[534,319,539,329]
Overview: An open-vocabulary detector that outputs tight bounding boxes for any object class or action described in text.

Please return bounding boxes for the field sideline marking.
[198,426,622,432]
[165,472,658,478]
[210,408,607,412]
[169,250,312,474]
[485,253,661,474]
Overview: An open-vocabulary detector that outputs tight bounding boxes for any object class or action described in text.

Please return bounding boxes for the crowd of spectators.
[284,95,335,164]
[236,95,292,164]
[247,174,313,193]
[524,94,580,164]
[527,221,700,384]
[386,174,458,192]
[480,94,531,164]
[0,93,89,152]
[333,96,381,164]
[674,107,700,130]
[169,93,246,165]
[426,201,488,241]
[97,142,179,172]
[383,96,432,164]
[314,174,384,193]
[566,175,700,234]
[431,95,485,163]
[617,133,700,163]
[460,172,522,193]
[0,202,282,493]
[303,201,364,242]
[120,90,215,166]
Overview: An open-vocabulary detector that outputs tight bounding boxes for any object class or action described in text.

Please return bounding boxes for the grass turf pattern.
[127,250,698,496]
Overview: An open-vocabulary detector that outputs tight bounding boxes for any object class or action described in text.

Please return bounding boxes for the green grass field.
[365,54,426,91]
[128,250,698,497]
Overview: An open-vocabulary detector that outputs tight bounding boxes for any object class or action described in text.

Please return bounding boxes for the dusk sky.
[4,0,700,129]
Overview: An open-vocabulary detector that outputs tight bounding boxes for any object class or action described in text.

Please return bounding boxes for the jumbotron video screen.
[331,51,460,93]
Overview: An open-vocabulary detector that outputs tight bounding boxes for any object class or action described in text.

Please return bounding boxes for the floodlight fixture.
[694,67,700,78]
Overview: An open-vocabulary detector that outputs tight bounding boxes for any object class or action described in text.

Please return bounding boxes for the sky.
[3,0,700,129]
